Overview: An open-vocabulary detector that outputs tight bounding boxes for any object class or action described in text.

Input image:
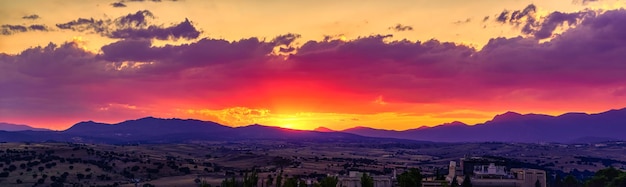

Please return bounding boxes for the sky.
[2,0,626,131]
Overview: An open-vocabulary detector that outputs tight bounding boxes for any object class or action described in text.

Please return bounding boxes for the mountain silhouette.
[0,122,51,131]
[0,117,405,144]
[1,107,625,143]
[342,108,626,143]
[313,126,335,132]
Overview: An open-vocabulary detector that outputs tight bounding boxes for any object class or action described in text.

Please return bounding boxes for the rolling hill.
[0,122,51,131]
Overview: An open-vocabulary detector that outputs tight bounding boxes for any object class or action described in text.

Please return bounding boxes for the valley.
[1,141,625,186]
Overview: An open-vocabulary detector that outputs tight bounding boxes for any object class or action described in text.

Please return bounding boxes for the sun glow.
[275,116,308,130]
[339,35,348,42]
[72,36,89,51]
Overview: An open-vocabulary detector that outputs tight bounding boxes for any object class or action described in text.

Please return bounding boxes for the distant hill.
[0,117,414,144]
[2,107,625,143]
[0,122,50,131]
[313,126,335,132]
[341,108,626,143]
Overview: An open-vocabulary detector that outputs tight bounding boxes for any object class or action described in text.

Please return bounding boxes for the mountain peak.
[490,111,524,122]
[314,126,335,132]
[442,121,467,126]
[343,126,376,131]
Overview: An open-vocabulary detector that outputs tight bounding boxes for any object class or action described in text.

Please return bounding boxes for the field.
[1,141,625,187]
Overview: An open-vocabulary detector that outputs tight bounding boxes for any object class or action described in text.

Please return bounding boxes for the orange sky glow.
[2,0,626,130]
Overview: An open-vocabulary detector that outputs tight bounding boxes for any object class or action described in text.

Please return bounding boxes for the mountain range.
[339,108,626,143]
[1,108,625,143]
[0,117,398,144]
[0,122,50,131]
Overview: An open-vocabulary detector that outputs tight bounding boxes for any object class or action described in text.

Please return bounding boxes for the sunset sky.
[2,0,626,131]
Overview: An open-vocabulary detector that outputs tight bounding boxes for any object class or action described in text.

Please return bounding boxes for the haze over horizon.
[2,0,626,131]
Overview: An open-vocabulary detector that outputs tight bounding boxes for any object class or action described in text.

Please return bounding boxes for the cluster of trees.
[216,168,433,187]
[554,167,626,187]
[397,168,422,187]
[219,170,341,187]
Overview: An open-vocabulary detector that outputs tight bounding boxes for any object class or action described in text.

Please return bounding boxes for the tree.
[585,176,608,187]
[435,168,445,180]
[553,174,563,187]
[222,177,239,187]
[450,176,458,187]
[585,167,625,187]
[266,175,274,187]
[244,171,259,187]
[360,173,374,187]
[298,179,307,187]
[276,171,283,187]
[397,168,422,187]
[595,167,622,181]
[283,177,299,187]
[319,176,338,187]
[461,175,472,187]
[77,173,85,180]
[563,175,580,187]
[535,179,541,187]
[608,172,626,187]
[198,180,212,187]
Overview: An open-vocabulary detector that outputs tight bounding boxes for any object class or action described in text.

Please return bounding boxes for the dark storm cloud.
[1,24,49,35]
[56,10,200,40]
[389,24,414,31]
[111,2,127,7]
[22,14,40,20]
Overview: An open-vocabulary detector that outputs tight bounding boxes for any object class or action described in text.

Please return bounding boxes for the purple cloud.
[1,24,49,35]
[3,9,626,123]
[495,4,597,39]
[56,10,200,40]
[56,18,108,32]
[389,24,414,31]
[109,18,200,40]
[111,2,127,7]
[22,14,40,20]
